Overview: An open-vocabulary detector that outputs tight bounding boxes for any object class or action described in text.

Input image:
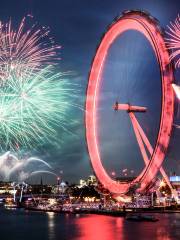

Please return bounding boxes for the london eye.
[85,10,174,196]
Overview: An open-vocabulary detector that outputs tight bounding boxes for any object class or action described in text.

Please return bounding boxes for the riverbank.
[24,205,180,217]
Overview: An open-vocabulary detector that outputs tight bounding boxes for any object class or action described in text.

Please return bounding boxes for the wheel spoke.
[129,112,149,166]
[130,112,174,191]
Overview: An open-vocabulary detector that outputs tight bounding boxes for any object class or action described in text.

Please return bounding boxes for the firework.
[0,65,76,150]
[172,83,180,99]
[30,170,57,178]
[166,15,180,68]
[0,151,54,181]
[0,16,61,81]
[0,17,79,151]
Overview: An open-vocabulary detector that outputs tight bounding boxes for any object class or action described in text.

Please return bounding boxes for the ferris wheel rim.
[85,10,174,195]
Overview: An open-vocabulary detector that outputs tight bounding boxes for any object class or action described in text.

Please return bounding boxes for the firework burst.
[166,15,180,68]
[0,151,55,181]
[0,65,76,150]
[0,17,80,151]
[0,16,61,81]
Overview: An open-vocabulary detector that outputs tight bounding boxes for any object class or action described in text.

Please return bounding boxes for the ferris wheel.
[85,10,174,196]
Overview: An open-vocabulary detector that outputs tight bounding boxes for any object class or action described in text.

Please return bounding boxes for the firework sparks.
[0,65,76,150]
[0,17,79,151]
[0,151,54,181]
[166,15,180,68]
[30,170,57,178]
[172,83,180,100]
[0,16,61,81]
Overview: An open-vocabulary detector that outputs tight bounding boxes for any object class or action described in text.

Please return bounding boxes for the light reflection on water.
[74,215,124,240]
[0,209,179,240]
[47,212,55,240]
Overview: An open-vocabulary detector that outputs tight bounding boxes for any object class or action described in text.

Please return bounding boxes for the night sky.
[0,0,180,184]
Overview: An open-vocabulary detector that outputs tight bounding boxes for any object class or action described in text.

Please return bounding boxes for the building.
[87,175,97,186]
[170,176,180,194]
[79,179,87,188]
[0,181,15,195]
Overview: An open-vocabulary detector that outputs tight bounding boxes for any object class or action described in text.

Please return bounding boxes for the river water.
[0,208,180,240]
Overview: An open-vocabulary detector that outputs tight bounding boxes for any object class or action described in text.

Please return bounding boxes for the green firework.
[0,66,76,150]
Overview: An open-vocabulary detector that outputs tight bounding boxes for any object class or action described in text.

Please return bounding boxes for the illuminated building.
[79,179,87,188]
[0,182,15,195]
[170,176,180,197]
[87,175,97,186]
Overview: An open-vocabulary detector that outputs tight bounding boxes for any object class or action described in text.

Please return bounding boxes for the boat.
[126,214,158,222]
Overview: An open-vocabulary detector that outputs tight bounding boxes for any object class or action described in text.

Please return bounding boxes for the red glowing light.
[111,171,116,176]
[85,11,174,195]
[75,215,123,240]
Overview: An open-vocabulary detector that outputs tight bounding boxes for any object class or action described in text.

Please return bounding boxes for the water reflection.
[0,209,180,240]
[156,227,171,240]
[75,215,124,240]
[74,214,180,240]
[47,212,55,240]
